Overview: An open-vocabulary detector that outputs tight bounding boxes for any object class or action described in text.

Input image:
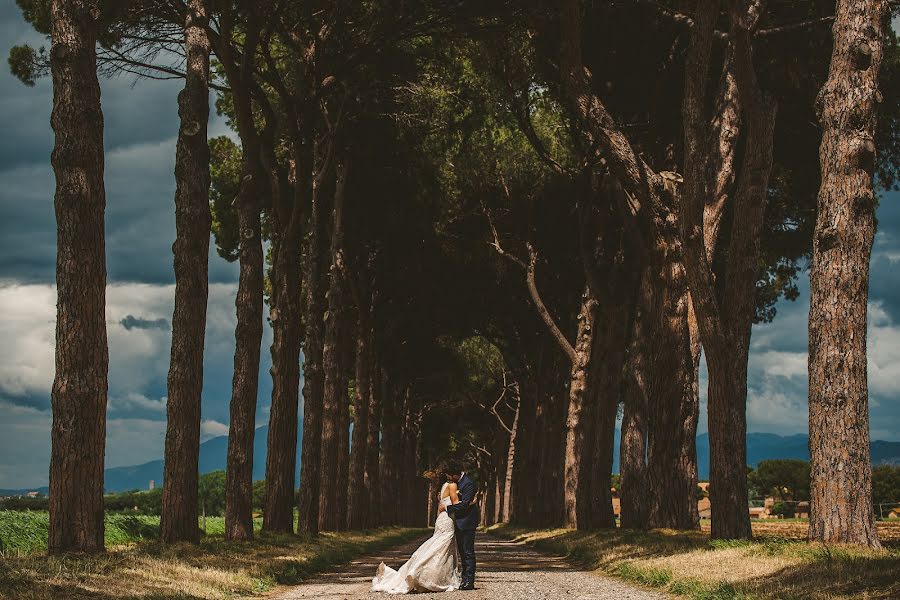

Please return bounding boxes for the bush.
[0,511,48,554]
[771,502,796,518]
[0,496,49,511]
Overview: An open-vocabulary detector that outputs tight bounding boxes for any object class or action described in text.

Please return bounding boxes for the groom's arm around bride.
[439,473,478,524]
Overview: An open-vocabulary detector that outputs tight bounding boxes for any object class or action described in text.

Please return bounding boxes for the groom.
[438,461,479,590]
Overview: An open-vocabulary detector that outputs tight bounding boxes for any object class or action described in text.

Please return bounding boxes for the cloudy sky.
[0,6,898,489]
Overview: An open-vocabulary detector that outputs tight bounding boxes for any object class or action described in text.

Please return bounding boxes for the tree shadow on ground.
[740,552,900,599]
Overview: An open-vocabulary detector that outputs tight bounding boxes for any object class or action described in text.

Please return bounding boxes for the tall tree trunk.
[262,121,311,535]
[219,22,264,542]
[400,387,420,526]
[501,399,518,522]
[347,274,372,529]
[364,344,382,527]
[335,322,352,531]
[296,153,329,534]
[380,376,403,525]
[562,287,598,530]
[160,0,211,545]
[262,225,303,534]
[590,269,636,530]
[808,0,884,549]
[680,0,776,540]
[645,256,699,530]
[510,371,536,524]
[538,362,568,527]
[619,268,653,529]
[48,0,108,555]
[319,161,350,531]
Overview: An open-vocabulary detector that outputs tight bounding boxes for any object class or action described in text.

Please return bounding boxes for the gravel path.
[272,533,665,599]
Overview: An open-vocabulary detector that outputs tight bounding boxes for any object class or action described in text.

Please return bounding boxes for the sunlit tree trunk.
[48,0,108,555]
[561,286,598,530]
[808,0,884,549]
[161,0,211,545]
[501,399,518,522]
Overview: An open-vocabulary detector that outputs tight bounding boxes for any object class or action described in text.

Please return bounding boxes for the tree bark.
[380,376,403,526]
[48,0,108,555]
[296,153,329,535]
[562,286,597,530]
[679,0,777,540]
[262,218,304,534]
[808,0,884,549]
[619,268,653,529]
[364,343,382,527]
[335,320,352,531]
[220,21,264,542]
[160,0,211,545]
[319,161,350,531]
[347,270,372,529]
[501,399,518,522]
[590,257,638,530]
[646,256,699,530]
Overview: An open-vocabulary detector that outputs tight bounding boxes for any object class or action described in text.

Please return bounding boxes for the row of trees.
[12,0,898,553]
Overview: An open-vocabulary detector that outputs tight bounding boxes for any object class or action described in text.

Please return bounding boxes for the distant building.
[698,497,711,519]
[149,480,155,491]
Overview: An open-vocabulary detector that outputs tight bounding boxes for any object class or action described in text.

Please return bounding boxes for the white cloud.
[868,301,900,397]
[201,419,229,440]
[0,281,262,487]
[752,350,808,380]
[111,392,167,413]
[0,283,55,400]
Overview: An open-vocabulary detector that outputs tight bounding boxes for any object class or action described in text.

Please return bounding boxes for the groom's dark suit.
[446,472,479,587]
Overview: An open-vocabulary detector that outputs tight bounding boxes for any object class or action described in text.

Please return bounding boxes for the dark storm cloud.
[0,7,239,286]
[0,391,50,412]
[120,315,170,331]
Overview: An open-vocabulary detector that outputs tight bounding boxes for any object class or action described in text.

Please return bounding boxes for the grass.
[490,522,900,600]
[0,511,428,600]
[0,511,256,555]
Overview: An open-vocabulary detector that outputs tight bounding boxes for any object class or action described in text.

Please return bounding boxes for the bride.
[371,469,462,594]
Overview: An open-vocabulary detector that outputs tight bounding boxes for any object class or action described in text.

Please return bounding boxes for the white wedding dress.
[371,483,461,594]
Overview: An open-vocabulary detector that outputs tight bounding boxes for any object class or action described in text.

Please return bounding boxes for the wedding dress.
[371,482,461,594]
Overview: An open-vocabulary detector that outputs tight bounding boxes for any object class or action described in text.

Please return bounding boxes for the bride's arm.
[448,482,459,504]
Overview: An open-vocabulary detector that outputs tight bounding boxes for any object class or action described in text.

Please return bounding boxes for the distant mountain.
[611,431,900,480]
[0,486,49,496]
[5,427,898,494]
[104,424,302,493]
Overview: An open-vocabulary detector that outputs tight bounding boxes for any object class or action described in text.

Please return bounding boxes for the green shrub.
[0,510,48,554]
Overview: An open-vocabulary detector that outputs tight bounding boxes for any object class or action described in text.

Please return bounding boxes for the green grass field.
[0,512,427,600]
[0,510,267,555]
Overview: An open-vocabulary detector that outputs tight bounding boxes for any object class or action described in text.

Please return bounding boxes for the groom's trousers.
[456,528,476,585]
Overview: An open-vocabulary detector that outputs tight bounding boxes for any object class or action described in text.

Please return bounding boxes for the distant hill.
[611,432,900,480]
[104,424,301,493]
[0,486,49,496]
[4,427,898,494]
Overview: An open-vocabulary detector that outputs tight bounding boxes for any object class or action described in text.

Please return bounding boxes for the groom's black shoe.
[459,582,475,591]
